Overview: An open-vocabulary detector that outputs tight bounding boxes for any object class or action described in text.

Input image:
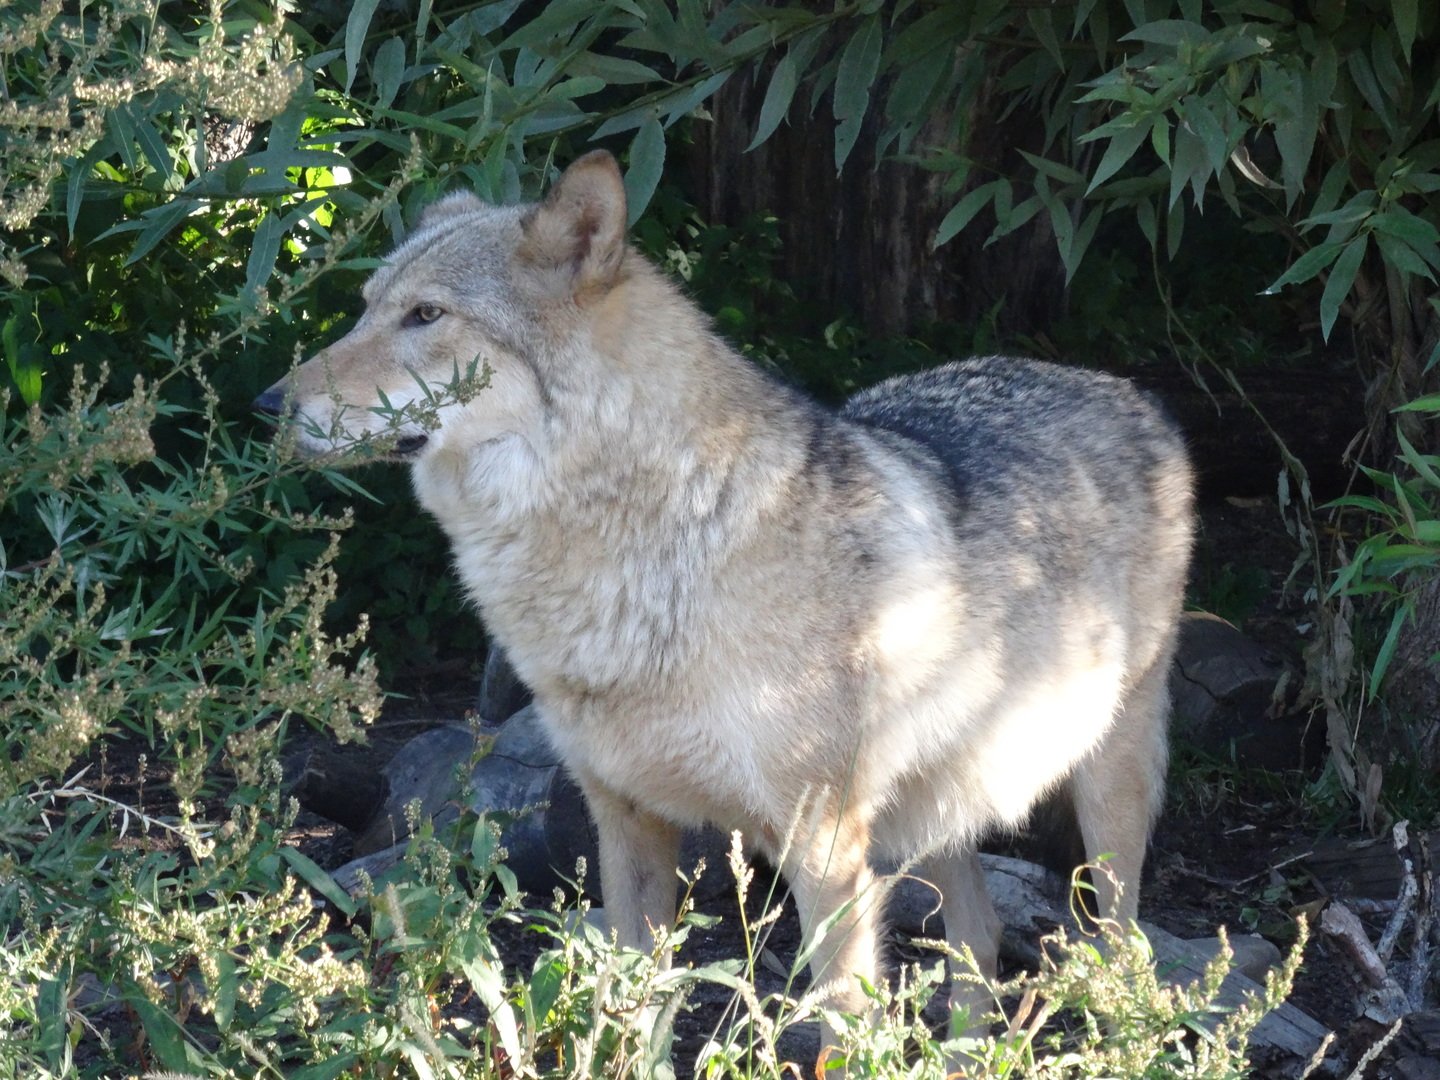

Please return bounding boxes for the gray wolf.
[257,151,1194,1043]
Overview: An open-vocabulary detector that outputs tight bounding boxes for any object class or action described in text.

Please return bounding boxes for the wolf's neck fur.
[416,255,817,702]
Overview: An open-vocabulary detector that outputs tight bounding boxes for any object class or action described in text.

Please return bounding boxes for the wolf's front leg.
[782,808,881,1056]
[578,776,683,959]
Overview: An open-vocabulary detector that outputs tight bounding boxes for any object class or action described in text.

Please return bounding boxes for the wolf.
[257,150,1194,1044]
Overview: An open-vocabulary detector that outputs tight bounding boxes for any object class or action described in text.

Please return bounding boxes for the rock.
[475,643,532,726]
[340,705,732,902]
[353,724,480,855]
[1167,611,1317,770]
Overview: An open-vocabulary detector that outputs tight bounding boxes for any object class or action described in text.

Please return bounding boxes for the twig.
[1233,849,1314,889]
[1405,829,1435,1008]
[1376,821,1417,963]
[1348,898,1399,916]
[1319,901,1410,1021]
[1169,849,1313,892]
[1321,902,1394,989]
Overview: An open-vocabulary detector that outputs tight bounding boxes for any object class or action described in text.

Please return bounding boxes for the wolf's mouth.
[394,434,430,457]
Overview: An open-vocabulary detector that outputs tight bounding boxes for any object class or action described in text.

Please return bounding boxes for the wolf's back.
[842,356,1191,551]
[843,357,1183,498]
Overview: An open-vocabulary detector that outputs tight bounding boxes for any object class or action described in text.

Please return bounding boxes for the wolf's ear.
[418,190,484,229]
[519,151,627,298]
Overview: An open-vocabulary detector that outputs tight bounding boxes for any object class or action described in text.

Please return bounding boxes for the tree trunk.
[687,61,1066,337]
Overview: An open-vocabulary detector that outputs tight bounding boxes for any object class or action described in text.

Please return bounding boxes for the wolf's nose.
[253,387,288,417]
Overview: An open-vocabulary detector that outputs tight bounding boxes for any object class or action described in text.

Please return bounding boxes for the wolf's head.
[255,151,634,463]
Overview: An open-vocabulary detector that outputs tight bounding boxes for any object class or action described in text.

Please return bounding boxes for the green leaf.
[1394,394,1440,413]
[834,15,882,121]
[1327,493,1396,515]
[1262,240,1342,293]
[245,212,284,298]
[1368,603,1410,700]
[1320,235,1366,341]
[128,996,194,1072]
[748,53,799,151]
[372,37,405,109]
[1269,67,1319,208]
[1371,206,1440,254]
[66,137,110,237]
[1086,119,1153,193]
[1120,19,1210,47]
[624,117,665,227]
[549,76,606,101]
[1371,23,1405,103]
[569,52,663,85]
[3,313,41,406]
[280,845,358,917]
[414,0,432,60]
[107,102,137,173]
[120,199,196,266]
[1026,7,1064,68]
[291,1057,360,1080]
[1169,120,1209,208]
[662,71,730,126]
[1300,189,1377,230]
[498,0,601,51]
[1375,231,1437,283]
[1187,99,1230,176]
[1397,427,1440,488]
[1346,50,1395,135]
[934,180,1001,248]
[1019,150,1085,187]
[212,953,238,1031]
[1166,195,1184,260]
[527,956,566,1024]
[1136,197,1158,249]
[344,0,383,95]
[130,106,173,181]
[470,0,524,36]
[883,40,950,125]
[1061,204,1104,283]
[834,110,864,173]
[833,15,882,170]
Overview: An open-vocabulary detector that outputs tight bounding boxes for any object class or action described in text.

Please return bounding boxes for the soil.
[78,498,1436,1077]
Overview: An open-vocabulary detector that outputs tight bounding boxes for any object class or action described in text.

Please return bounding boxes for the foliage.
[1,785,1306,1077]
[1329,397,1440,694]
[0,2,1334,1075]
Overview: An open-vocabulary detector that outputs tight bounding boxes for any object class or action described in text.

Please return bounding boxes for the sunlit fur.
[261,151,1195,1041]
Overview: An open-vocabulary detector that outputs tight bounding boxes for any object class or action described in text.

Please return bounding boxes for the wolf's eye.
[403,303,443,328]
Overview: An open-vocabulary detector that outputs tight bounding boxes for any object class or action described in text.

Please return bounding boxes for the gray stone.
[474,642,533,727]
[353,723,479,855]
[344,705,731,902]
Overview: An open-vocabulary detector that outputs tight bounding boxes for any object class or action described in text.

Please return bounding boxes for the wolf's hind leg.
[919,847,1001,1032]
[578,776,683,960]
[1070,657,1170,925]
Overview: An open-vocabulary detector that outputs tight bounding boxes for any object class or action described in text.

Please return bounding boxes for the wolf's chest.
[533,693,773,830]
